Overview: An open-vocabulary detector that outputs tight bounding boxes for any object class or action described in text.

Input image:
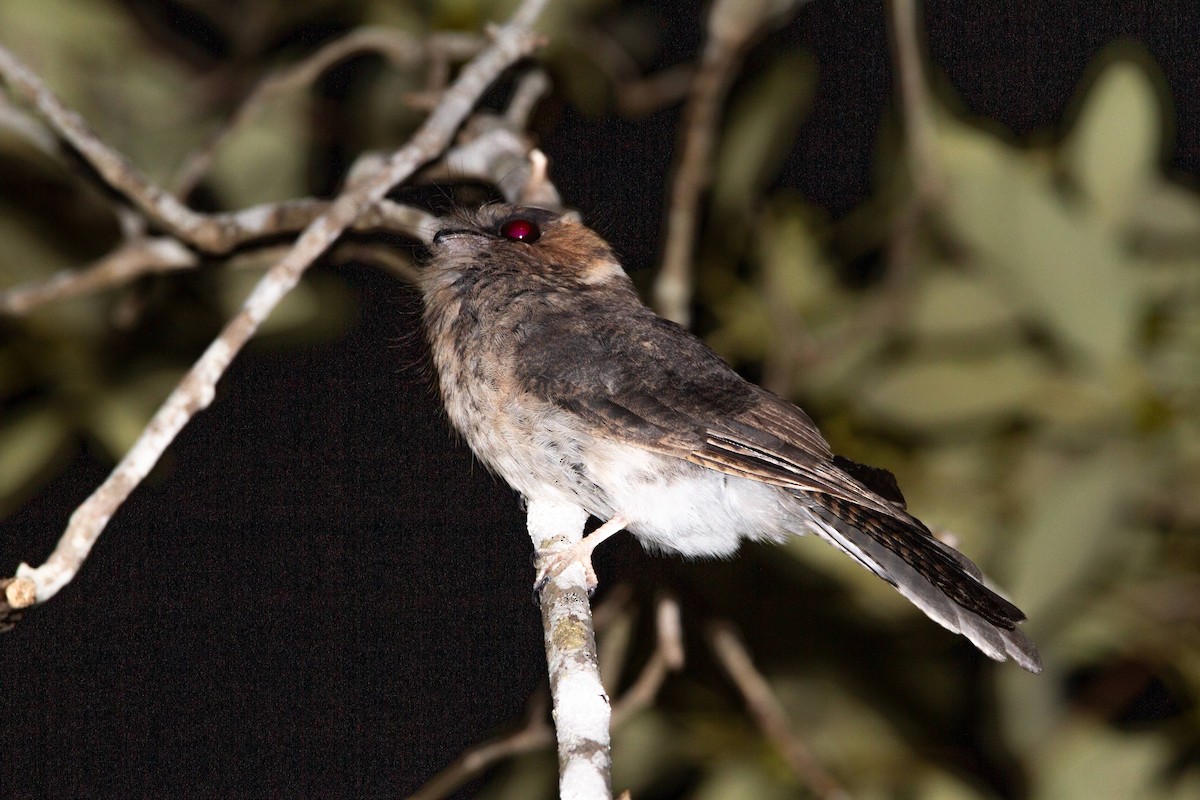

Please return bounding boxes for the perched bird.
[421,204,1042,673]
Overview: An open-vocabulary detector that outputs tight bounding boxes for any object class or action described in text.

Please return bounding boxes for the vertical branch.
[653,0,810,326]
[884,0,946,286]
[527,499,613,800]
[652,0,746,326]
[887,0,944,205]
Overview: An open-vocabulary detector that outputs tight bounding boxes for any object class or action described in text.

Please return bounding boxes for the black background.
[2,1,1198,797]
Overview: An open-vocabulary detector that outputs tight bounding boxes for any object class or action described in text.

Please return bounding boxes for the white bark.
[526,499,613,800]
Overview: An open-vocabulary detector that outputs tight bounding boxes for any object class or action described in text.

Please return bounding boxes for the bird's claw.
[532,546,600,599]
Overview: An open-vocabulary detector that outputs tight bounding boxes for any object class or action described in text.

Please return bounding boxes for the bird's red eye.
[499,218,540,243]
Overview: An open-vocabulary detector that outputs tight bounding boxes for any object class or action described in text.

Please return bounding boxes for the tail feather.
[804,494,1042,673]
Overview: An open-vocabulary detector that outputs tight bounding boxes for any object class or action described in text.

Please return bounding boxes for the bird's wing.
[516,307,896,512]
[516,305,1043,673]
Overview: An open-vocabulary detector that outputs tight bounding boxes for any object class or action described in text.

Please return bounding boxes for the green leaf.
[1127,180,1200,242]
[209,90,312,208]
[1031,724,1181,800]
[611,711,688,796]
[759,200,837,319]
[0,408,69,501]
[706,284,774,362]
[909,269,1021,338]
[1065,55,1162,227]
[937,110,1141,368]
[859,349,1052,432]
[693,760,795,800]
[0,209,91,285]
[1003,444,1142,622]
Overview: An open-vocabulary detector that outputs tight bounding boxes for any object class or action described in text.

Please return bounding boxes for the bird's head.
[425,204,628,291]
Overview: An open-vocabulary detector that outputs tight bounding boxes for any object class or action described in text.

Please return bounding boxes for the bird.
[419,203,1042,673]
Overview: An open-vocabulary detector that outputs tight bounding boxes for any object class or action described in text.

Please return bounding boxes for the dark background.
[2,1,1199,798]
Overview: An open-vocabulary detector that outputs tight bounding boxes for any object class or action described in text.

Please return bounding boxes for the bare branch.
[423,115,562,211]
[0,237,196,314]
[577,26,694,116]
[0,28,544,315]
[0,36,468,256]
[7,0,548,613]
[765,0,944,384]
[0,45,216,248]
[0,199,438,315]
[505,68,551,129]
[886,0,945,206]
[882,0,945,305]
[0,92,58,157]
[615,65,695,116]
[611,596,684,724]
[771,0,944,373]
[708,622,849,800]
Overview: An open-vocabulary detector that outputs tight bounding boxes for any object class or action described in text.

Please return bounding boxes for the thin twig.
[0,44,547,315]
[611,596,684,724]
[887,0,944,206]
[770,0,945,377]
[708,622,850,800]
[616,65,696,116]
[578,26,694,116]
[406,594,684,800]
[0,238,196,314]
[653,0,746,324]
[170,29,483,196]
[330,242,421,284]
[0,41,463,256]
[8,0,548,612]
[0,45,216,249]
[406,693,555,800]
[652,0,810,326]
[422,114,562,210]
[0,199,439,315]
[0,93,58,157]
[882,0,942,315]
[505,68,551,129]
[791,0,944,366]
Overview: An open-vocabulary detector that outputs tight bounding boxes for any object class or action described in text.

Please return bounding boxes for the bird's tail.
[804,491,1042,673]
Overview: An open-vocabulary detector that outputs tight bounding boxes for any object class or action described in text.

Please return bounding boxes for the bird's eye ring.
[499,218,541,243]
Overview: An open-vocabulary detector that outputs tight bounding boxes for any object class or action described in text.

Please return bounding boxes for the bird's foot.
[535,543,601,596]
[533,515,628,598]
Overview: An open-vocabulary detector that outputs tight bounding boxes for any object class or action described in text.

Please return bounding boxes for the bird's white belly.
[579,440,796,558]
[450,386,799,558]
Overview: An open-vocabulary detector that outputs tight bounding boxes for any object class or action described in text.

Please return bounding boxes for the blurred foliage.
[683,37,1200,800]
[2,1,1200,799]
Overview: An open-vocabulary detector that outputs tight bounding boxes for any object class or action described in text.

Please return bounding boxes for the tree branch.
[170,29,484,197]
[527,500,613,800]
[404,594,684,800]
[653,0,810,325]
[708,622,849,800]
[0,199,441,315]
[4,0,548,614]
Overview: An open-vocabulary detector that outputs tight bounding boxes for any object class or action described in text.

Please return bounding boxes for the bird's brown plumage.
[421,203,1041,672]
